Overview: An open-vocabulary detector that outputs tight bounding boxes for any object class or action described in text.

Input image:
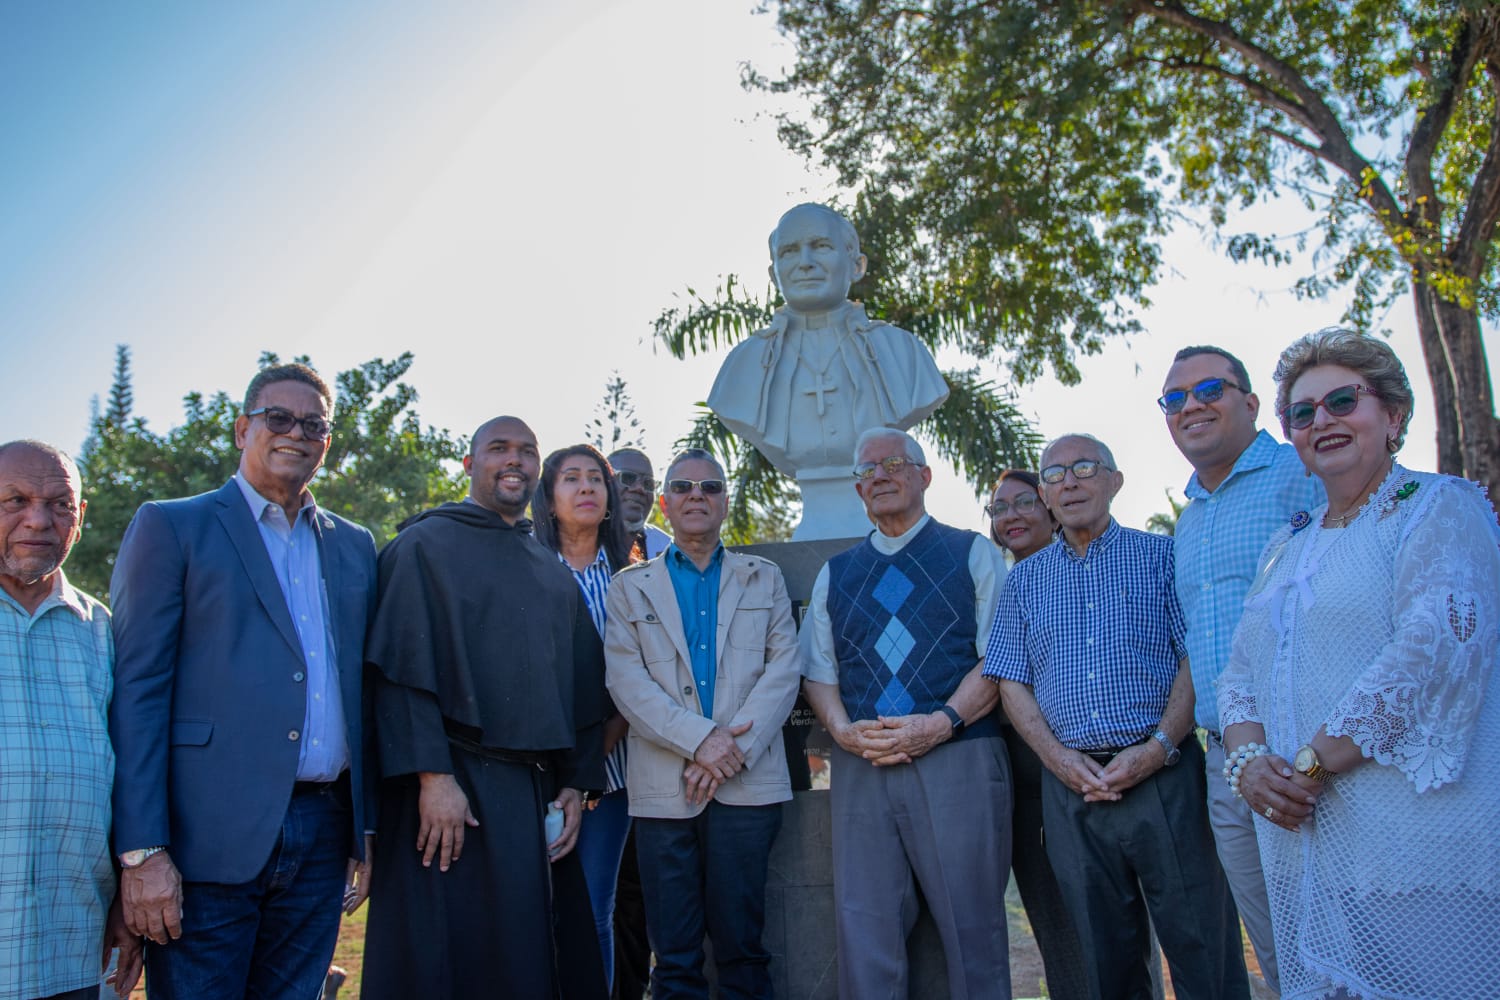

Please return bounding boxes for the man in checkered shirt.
[0,441,140,999]
[1159,346,1325,995]
[984,432,1249,1000]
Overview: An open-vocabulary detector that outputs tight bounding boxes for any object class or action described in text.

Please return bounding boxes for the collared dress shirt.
[801,513,1007,686]
[0,572,114,1000]
[234,476,346,782]
[663,543,724,719]
[984,520,1187,750]
[1175,429,1324,731]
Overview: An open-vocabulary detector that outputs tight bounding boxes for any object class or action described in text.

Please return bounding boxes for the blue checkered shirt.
[1175,430,1324,730]
[0,572,115,1000]
[984,520,1187,750]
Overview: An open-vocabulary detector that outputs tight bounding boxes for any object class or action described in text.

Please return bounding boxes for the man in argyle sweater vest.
[802,428,1013,1000]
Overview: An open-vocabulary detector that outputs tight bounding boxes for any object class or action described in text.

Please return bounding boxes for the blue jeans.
[635,802,782,1000]
[578,789,632,989]
[144,781,351,1000]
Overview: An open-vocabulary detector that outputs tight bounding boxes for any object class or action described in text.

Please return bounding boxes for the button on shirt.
[234,476,347,781]
[664,543,724,719]
[983,520,1187,750]
[0,572,115,1000]
[1175,430,1324,730]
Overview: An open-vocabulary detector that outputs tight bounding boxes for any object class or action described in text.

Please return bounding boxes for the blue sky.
[2,2,1493,533]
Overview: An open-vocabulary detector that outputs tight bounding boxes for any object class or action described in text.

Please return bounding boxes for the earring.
[603,509,612,520]
[1387,435,1399,453]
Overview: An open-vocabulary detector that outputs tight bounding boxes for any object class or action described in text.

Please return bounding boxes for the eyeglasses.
[853,456,923,480]
[1279,384,1379,430]
[1040,459,1109,484]
[615,470,657,492]
[665,479,726,496]
[985,495,1040,518]
[246,406,331,441]
[1157,377,1249,415]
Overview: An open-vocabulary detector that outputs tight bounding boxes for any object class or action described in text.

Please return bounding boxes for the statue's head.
[767,203,868,314]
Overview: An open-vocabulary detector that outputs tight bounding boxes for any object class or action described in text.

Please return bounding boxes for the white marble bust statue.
[708,203,949,539]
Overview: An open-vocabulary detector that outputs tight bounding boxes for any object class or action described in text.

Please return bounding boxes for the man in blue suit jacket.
[109,363,378,999]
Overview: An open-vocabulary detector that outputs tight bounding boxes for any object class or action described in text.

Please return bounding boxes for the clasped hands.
[683,720,754,805]
[1236,752,1325,831]
[1051,742,1173,802]
[832,712,951,767]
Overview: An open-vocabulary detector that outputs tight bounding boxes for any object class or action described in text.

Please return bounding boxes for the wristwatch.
[1151,729,1181,766]
[938,705,965,739]
[1293,744,1337,782]
[119,846,168,869]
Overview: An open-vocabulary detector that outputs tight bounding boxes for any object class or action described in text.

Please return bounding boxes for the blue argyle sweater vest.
[827,519,979,723]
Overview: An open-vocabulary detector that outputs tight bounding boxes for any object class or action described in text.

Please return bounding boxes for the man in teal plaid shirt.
[0,440,139,1000]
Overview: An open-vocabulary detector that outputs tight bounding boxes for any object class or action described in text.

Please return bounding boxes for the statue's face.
[770,206,864,313]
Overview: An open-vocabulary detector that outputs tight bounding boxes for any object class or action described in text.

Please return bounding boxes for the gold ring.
[1264,805,1275,819]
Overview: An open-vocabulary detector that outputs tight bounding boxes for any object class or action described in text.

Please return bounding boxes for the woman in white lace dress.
[1219,328,1500,1000]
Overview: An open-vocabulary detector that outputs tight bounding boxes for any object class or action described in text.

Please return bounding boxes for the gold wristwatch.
[1293,744,1337,782]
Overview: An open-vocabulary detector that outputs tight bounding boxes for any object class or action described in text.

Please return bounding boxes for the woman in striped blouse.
[533,443,641,992]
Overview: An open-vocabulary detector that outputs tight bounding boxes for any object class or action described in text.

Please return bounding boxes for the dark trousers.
[1041,739,1248,1000]
[144,779,351,1000]
[635,802,782,1000]
[1004,724,1090,1000]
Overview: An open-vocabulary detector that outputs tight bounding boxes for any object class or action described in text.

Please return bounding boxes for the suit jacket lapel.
[214,480,306,663]
[714,553,751,670]
[313,511,344,661]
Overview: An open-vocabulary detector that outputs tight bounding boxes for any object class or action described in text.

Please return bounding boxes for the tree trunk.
[1410,281,1500,501]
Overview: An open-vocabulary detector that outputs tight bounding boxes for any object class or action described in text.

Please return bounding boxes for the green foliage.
[672,404,801,544]
[70,348,465,600]
[743,0,1500,487]
[587,372,646,453]
[1146,488,1187,536]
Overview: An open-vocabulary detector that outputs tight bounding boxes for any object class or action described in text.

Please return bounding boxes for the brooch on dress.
[1289,510,1311,533]
[1378,480,1420,520]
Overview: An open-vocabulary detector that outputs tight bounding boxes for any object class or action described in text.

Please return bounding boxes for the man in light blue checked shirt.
[985,433,1248,1000]
[1160,346,1325,995]
[0,440,140,999]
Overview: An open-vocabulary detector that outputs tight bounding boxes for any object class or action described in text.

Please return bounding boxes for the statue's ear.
[852,254,868,283]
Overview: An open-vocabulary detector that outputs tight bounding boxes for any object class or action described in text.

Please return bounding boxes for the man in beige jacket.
[604,448,800,1000]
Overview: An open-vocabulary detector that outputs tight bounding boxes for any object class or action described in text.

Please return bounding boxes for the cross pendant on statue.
[804,375,839,416]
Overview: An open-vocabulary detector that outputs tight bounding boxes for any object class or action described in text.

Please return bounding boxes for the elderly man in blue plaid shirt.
[0,441,141,1000]
[984,433,1248,1000]
[1159,346,1325,995]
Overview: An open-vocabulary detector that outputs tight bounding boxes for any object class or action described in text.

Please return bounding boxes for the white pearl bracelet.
[1222,742,1270,798]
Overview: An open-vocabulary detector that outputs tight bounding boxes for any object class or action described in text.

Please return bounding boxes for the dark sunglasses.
[615,470,657,492]
[1157,377,1249,415]
[247,406,331,441]
[985,494,1040,518]
[1279,384,1378,430]
[665,479,726,496]
[1040,459,1109,484]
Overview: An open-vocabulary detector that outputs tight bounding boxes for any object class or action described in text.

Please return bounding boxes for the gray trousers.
[1203,737,1279,993]
[1041,739,1249,1000]
[830,735,1013,1000]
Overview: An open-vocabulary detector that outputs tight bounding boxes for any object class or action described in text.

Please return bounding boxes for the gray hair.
[665,448,726,482]
[1273,328,1414,449]
[854,427,926,466]
[244,363,333,414]
[768,203,861,261]
[1041,433,1117,470]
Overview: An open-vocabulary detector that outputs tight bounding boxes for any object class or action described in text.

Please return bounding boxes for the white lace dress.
[1219,466,1500,1000]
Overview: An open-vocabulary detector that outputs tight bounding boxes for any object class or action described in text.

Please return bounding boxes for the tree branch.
[1125,0,1407,250]
[1145,54,1316,132]
[1450,52,1500,278]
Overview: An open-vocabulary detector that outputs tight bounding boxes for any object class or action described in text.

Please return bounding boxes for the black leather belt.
[293,771,350,798]
[1081,736,1150,765]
